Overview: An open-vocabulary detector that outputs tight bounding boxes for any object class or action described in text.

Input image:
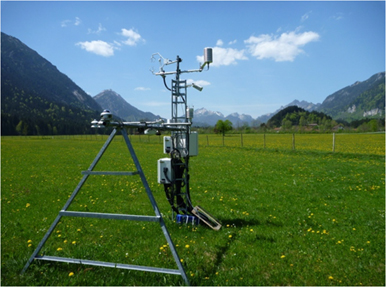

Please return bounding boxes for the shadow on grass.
[196,217,281,281]
[212,232,238,275]
[219,218,262,228]
[218,217,284,228]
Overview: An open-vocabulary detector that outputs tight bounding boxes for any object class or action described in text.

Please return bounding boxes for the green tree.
[299,115,307,131]
[369,119,379,132]
[15,120,23,135]
[215,119,233,136]
[282,119,292,131]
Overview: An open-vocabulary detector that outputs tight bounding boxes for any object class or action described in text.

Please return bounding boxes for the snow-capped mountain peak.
[195,108,224,118]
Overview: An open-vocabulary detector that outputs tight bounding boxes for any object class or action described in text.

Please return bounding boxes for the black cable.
[162,76,171,91]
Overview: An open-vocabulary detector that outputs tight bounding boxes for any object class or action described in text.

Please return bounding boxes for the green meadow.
[1,133,385,286]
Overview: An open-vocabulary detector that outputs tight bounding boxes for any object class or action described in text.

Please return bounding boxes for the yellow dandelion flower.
[229,235,232,238]
[57,247,63,251]
[329,276,334,280]
[26,203,30,208]
[185,245,190,248]
[281,255,285,258]
[180,259,184,262]
[69,272,74,277]
[27,240,32,243]
[28,244,32,247]
[72,241,76,245]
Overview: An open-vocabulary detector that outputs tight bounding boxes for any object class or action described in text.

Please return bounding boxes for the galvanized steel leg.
[22,129,118,274]
[121,128,190,285]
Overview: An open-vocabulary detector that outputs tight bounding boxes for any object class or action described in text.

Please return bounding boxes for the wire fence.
[4,132,385,156]
[199,133,385,155]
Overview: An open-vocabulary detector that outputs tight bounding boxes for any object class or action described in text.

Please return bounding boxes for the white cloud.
[88,23,106,34]
[197,46,248,67]
[74,17,81,26]
[244,30,320,62]
[135,87,151,91]
[301,11,312,22]
[76,28,143,57]
[76,40,115,57]
[228,40,237,45]
[120,28,144,46]
[61,20,71,27]
[216,39,224,46]
[331,13,344,21]
[61,17,81,27]
[113,41,122,48]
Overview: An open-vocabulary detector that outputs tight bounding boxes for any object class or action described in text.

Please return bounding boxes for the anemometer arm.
[91,111,189,132]
[151,48,213,78]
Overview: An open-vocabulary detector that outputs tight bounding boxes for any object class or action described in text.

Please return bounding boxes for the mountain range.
[192,108,258,127]
[1,32,101,135]
[1,32,384,135]
[93,89,159,121]
[193,72,384,126]
[318,72,385,121]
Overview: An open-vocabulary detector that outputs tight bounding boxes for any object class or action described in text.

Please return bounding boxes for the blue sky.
[2,1,385,119]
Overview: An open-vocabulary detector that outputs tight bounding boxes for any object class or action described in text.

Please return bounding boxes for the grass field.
[1,133,385,286]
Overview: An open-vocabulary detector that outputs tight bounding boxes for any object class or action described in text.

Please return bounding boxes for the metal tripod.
[22,127,190,285]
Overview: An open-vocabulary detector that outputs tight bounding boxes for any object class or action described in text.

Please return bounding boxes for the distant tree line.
[194,106,385,135]
[1,85,100,135]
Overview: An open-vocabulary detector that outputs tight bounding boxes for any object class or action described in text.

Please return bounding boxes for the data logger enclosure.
[163,132,198,156]
[157,158,172,184]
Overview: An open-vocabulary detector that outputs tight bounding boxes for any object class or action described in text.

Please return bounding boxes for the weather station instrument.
[22,48,220,285]
[150,48,221,231]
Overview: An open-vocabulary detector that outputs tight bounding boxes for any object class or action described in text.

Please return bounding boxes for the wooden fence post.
[264,133,266,149]
[292,133,295,150]
[332,133,335,152]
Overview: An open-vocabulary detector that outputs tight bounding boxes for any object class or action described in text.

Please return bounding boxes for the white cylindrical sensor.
[186,107,194,119]
[204,47,213,64]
